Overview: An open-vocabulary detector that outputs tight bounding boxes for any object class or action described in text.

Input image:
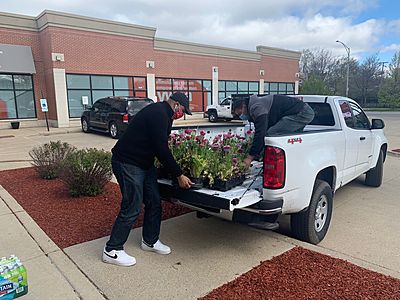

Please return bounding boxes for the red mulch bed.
[200,247,400,300]
[0,167,190,249]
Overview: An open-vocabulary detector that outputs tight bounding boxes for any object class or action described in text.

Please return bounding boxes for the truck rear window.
[307,103,335,126]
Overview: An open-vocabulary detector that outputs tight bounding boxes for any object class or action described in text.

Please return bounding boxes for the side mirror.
[371,118,385,130]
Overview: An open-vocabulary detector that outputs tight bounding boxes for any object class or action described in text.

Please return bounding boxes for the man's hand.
[177,175,193,189]
[244,155,254,169]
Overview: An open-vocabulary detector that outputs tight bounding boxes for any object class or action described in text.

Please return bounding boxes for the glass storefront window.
[156,78,172,90]
[218,81,225,91]
[67,90,92,118]
[113,77,130,90]
[67,75,90,89]
[0,74,35,120]
[203,80,212,91]
[0,90,16,119]
[279,83,287,92]
[287,83,294,93]
[189,80,202,91]
[0,75,13,89]
[66,74,147,117]
[249,82,259,92]
[238,81,248,91]
[92,90,113,102]
[134,77,146,90]
[270,82,278,91]
[14,75,33,90]
[91,76,112,89]
[16,90,35,118]
[226,81,237,91]
[173,79,188,91]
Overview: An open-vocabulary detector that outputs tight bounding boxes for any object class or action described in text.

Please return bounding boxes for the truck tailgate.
[158,163,263,211]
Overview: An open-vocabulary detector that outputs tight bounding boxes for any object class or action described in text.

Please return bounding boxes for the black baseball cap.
[170,92,192,115]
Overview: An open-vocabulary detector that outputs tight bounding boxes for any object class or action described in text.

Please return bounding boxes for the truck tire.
[81,117,91,133]
[291,179,333,245]
[208,111,217,122]
[365,149,384,187]
[109,121,120,139]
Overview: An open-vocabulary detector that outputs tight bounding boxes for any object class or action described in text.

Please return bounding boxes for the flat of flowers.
[0,167,191,249]
[200,247,400,300]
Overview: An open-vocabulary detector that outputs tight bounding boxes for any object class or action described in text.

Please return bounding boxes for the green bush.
[62,148,112,197]
[29,141,76,179]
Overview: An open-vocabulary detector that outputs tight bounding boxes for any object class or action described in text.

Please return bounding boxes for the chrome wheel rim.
[110,124,117,137]
[210,114,216,121]
[82,120,88,131]
[314,195,328,232]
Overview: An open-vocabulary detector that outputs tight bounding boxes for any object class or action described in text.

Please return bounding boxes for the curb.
[38,128,81,136]
[0,185,106,300]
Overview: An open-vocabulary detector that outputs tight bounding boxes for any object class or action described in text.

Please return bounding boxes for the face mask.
[240,114,249,121]
[172,105,184,120]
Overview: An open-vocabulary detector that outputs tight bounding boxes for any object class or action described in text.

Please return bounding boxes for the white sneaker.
[102,248,136,266]
[141,239,171,255]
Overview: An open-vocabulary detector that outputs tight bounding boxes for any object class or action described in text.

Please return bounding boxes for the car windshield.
[127,100,152,115]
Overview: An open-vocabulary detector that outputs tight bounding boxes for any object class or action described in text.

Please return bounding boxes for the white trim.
[53,68,70,128]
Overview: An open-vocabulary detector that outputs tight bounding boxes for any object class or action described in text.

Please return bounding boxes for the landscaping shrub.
[62,148,112,197]
[29,141,76,179]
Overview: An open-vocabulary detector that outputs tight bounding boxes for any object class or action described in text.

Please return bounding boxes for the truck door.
[348,101,373,175]
[219,98,232,118]
[338,100,358,184]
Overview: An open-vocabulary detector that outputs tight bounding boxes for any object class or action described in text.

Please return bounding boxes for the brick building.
[0,10,301,128]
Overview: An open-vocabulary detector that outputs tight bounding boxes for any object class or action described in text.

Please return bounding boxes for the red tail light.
[263,146,285,189]
[122,113,129,123]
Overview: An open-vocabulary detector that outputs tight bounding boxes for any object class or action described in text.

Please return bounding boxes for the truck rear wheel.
[365,150,384,187]
[290,179,333,245]
[208,111,217,122]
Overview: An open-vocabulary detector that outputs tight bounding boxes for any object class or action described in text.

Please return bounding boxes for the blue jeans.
[267,103,315,135]
[106,158,161,251]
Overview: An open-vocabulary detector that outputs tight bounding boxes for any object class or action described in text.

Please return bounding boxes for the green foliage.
[29,141,76,179]
[62,148,112,197]
[378,51,400,106]
[300,75,331,95]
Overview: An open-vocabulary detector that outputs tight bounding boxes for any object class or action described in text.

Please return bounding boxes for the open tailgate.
[158,163,263,211]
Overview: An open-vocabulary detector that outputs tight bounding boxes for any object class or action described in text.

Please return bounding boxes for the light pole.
[336,40,350,97]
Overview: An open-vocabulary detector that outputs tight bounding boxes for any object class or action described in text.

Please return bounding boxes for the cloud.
[380,44,400,53]
[0,0,393,57]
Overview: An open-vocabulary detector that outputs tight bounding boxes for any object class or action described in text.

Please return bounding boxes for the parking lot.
[0,112,399,299]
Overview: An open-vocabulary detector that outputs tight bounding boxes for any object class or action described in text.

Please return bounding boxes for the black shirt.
[249,95,305,157]
[112,101,183,178]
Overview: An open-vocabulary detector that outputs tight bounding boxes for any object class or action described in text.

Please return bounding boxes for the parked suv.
[81,96,153,138]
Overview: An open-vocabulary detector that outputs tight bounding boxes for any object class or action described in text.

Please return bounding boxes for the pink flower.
[211,143,220,151]
[246,129,253,134]
[185,129,192,134]
[186,135,191,140]
[200,130,206,136]
[232,158,238,164]
[176,141,182,146]
[223,145,231,152]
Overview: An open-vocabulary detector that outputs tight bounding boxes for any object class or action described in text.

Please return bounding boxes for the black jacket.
[249,95,305,157]
[112,101,182,177]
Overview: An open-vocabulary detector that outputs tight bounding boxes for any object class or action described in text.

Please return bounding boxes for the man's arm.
[249,114,268,158]
[150,115,183,178]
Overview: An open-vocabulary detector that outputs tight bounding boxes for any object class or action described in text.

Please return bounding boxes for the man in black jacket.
[233,94,314,168]
[103,92,193,267]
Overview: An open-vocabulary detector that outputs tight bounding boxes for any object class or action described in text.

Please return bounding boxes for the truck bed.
[158,162,264,211]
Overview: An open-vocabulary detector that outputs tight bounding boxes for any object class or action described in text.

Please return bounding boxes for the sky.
[1,0,399,63]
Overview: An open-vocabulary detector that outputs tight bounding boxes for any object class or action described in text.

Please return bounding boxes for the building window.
[155,78,211,112]
[218,80,259,103]
[264,82,295,95]
[0,74,36,120]
[66,74,147,118]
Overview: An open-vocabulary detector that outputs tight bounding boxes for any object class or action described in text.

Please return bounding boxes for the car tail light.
[122,113,129,123]
[263,146,285,189]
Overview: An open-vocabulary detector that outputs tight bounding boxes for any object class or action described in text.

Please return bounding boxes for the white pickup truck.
[204,97,236,122]
[160,95,388,244]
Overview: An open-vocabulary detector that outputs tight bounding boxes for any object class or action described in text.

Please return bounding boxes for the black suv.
[81,96,153,138]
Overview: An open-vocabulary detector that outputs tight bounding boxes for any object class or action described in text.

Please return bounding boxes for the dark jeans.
[106,158,161,251]
[267,103,315,135]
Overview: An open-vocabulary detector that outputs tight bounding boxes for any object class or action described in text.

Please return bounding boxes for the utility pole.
[336,40,351,97]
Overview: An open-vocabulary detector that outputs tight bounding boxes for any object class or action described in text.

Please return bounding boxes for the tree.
[300,75,331,95]
[378,51,400,106]
[352,55,381,104]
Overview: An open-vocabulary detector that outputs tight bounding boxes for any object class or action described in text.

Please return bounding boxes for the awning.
[0,44,36,74]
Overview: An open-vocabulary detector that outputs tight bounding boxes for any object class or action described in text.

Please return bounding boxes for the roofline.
[0,10,301,61]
